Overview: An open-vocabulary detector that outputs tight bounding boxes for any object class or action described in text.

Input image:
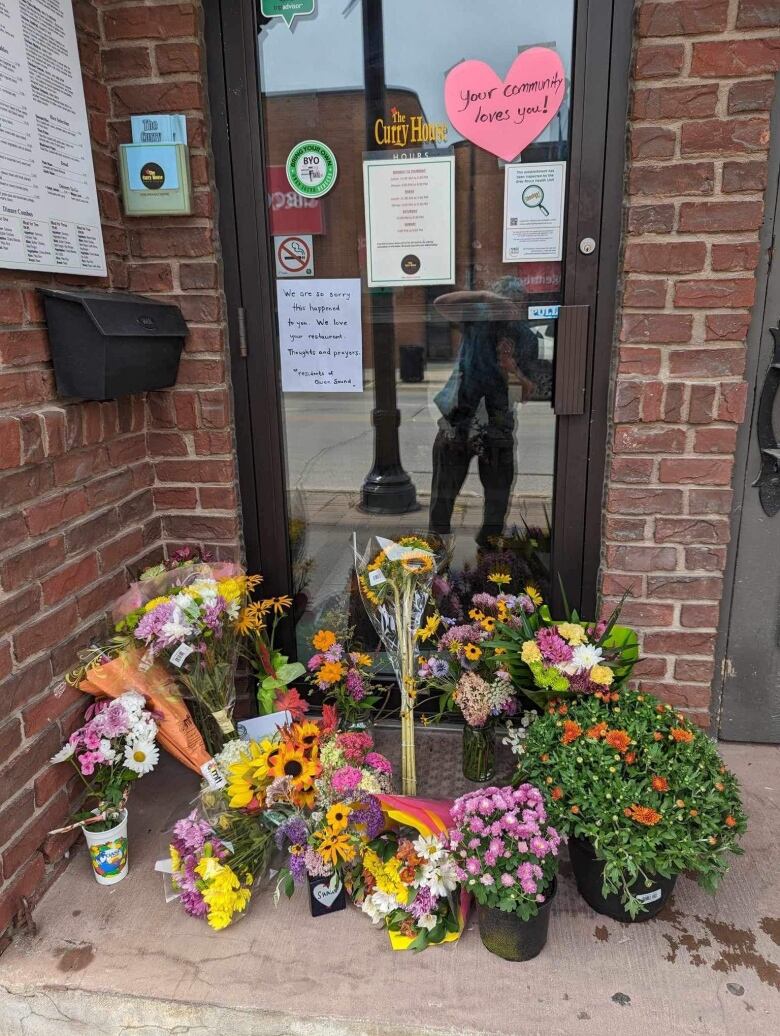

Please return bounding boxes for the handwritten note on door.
[277,278,363,392]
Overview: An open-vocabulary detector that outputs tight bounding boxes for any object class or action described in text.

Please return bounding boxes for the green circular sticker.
[285,140,338,198]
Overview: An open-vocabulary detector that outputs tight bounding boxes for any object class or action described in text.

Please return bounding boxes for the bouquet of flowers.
[448,784,560,920]
[236,588,306,717]
[491,590,638,707]
[355,534,441,795]
[518,689,747,916]
[306,629,381,729]
[118,564,261,752]
[353,827,464,951]
[50,691,160,831]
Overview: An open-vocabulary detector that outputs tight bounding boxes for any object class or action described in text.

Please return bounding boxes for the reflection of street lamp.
[359,0,417,514]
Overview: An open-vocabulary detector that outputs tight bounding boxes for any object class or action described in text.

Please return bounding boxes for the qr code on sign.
[510,218,518,226]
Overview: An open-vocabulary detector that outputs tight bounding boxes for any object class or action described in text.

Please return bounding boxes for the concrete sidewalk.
[0,733,778,1036]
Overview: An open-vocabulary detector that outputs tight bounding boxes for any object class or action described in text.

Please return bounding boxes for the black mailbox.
[40,288,187,401]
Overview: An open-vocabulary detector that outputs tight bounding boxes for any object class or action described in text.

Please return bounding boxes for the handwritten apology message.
[445,48,566,161]
[277,278,363,393]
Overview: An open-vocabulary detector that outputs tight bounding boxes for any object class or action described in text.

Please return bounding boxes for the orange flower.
[551,786,563,801]
[689,809,698,817]
[709,835,718,845]
[558,704,568,715]
[714,782,725,792]
[624,751,637,764]
[651,776,669,792]
[570,805,580,814]
[653,731,663,741]
[605,729,631,753]
[312,629,337,651]
[317,660,345,685]
[724,815,737,828]
[609,692,620,702]
[562,720,583,745]
[587,721,608,739]
[540,753,550,763]
[626,804,663,827]
[670,727,694,743]
[675,799,686,808]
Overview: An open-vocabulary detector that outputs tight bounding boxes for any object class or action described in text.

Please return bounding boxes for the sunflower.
[400,551,434,575]
[312,629,337,651]
[269,743,319,792]
[315,828,356,866]
[415,614,440,642]
[463,643,482,661]
[291,720,321,754]
[326,802,352,833]
[488,571,511,587]
[525,585,543,607]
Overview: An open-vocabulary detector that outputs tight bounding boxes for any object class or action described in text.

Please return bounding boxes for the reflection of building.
[263,88,563,370]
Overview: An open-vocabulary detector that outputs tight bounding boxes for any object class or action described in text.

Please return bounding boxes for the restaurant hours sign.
[0,0,106,276]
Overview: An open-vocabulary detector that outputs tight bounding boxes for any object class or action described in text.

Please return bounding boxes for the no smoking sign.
[274,234,314,278]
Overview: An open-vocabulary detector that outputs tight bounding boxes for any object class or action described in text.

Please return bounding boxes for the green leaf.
[276,662,305,685]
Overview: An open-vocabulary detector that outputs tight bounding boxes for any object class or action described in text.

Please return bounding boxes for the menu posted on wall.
[276,278,363,393]
[363,154,455,288]
[0,0,106,276]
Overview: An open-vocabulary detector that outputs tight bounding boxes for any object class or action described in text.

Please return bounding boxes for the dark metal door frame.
[203,0,634,617]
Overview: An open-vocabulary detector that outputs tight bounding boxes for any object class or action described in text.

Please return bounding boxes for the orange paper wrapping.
[78,648,212,777]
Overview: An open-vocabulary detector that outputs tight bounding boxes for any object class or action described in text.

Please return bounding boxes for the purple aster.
[427,656,450,679]
[350,795,384,839]
[275,816,308,850]
[179,889,208,917]
[203,596,227,632]
[409,885,435,918]
[288,849,308,884]
[172,810,214,854]
[134,601,175,643]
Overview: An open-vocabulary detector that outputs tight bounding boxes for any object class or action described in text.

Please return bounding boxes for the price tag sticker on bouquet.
[200,759,226,790]
[169,643,194,668]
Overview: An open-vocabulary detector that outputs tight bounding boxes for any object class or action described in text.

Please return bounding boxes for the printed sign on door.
[275,235,314,278]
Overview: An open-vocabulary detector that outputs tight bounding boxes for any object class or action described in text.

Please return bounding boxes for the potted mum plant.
[518,689,747,920]
[50,691,160,884]
[420,574,539,781]
[449,784,560,960]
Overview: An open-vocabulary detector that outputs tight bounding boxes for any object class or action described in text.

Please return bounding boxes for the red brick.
[685,545,727,571]
[659,458,733,484]
[1,536,65,591]
[0,726,61,798]
[41,554,100,607]
[679,200,764,232]
[669,348,746,378]
[85,468,135,509]
[65,508,120,555]
[0,369,54,408]
[681,117,770,157]
[689,488,733,514]
[116,489,154,526]
[147,431,188,457]
[0,640,11,681]
[163,514,239,542]
[606,545,678,572]
[22,683,83,738]
[631,126,676,160]
[0,790,35,860]
[625,242,706,275]
[610,601,675,627]
[104,4,197,41]
[711,242,761,272]
[737,0,780,29]
[113,79,202,117]
[628,162,714,197]
[690,39,780,78]
[644,631,716,654]
[664,384,686,422]
[638,0,728,36]
[633,656,668,678]
[635,43,685,79]
[602,574,645,598]
[99,527,145,572]
[717,382,748,423]
[0,512,27,553]
[193,429,233,455]
[722,159,768,193]
[101,45,153,80]
[623,279,667,308]
[126,262,174,292]
[0,853,45,933]
[638,682,712,709]
[155,459,235,484]
[0,329,49,366]
[675,658,715,682]
[177,357,225,386]
[34,765,76,809]
[2,792,70,879]
[180,263,218,290]
[53,444,110,486]
[621,313,693,343]
[627,204,675,233]
[156,41,201,74]
[0,586,41,637]
[728,79,776,114]
[614,426,686,454]
[24,488,89,536]
[633,84,718,120]
[618,347,662,378]
[14,602,79,662]
[0,288,24,323]
[78,571,128,620]
[694,427,738,454]
[681,603,721,628]
[0,715,22,761]
[0,417,21,470]
[608,487,683,514]
[0,657,52,717]
[604,517,647,542]
[674,278,755,309]
[153,486,198,509]
[185,325,224,353]
[705,313,751,341]
[610,456,655,483]
[129,226,212,258]
[198,391,230,428]
[655,517,730,545]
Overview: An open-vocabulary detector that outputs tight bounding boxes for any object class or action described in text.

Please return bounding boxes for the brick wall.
[603,0,780,724]
[0,0,239,945]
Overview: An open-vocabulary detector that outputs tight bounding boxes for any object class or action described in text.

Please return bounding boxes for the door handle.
[753,323,780,517]
[553,305,590,416]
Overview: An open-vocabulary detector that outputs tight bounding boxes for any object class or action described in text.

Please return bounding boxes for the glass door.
[256,1,576,665]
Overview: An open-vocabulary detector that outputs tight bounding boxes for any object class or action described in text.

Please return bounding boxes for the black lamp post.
[359,0,418,514]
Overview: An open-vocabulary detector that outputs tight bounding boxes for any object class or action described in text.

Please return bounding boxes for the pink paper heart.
[445,48,566,162]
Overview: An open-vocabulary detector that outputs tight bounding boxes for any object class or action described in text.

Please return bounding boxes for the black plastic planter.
[476,879,556,960]
[41,288,187,400]
[568,837,677,922]
[307,874,346,917]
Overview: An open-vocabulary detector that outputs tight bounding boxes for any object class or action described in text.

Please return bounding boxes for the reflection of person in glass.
[429,277,538,548]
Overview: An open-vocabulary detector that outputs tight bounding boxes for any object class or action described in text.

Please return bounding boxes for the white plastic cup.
[83,810,129,885]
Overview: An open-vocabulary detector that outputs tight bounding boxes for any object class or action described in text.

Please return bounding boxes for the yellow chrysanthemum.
[557,622,588,646]
[525,585,543,607]
[143,595,170,613]
[169,845,182,873]
[590,664,614,687]
[217,577,245,604]
[521,640,542,664]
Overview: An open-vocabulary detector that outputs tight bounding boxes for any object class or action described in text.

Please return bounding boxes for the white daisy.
[99,739,117,763]
[418,858,460,899]
[570,643,604,672]
[413,834,445,864]
[361,890,399,923]
[124,740,159,775]
[51,742,75,764]
[417,912,438,931]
